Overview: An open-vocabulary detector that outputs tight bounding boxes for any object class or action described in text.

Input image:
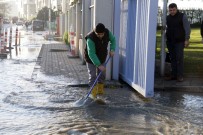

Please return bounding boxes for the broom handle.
[85,56,111,99]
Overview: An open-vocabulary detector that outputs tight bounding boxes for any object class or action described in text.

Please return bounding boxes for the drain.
[67,83,89,87]
[49,49,68,52]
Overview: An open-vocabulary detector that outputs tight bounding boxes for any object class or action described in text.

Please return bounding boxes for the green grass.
[156,28,203,76]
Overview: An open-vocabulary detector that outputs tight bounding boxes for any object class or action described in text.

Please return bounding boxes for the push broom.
[84,56,111,100]
[74,56,111,106]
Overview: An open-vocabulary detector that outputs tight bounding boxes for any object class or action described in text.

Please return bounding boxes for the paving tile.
[36,43,203,93]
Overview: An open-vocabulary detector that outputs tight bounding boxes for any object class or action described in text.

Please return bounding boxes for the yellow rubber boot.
[90,85,98,99]
[97,83,104,95]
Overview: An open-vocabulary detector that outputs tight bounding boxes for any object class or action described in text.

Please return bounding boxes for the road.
[0,23,203,135]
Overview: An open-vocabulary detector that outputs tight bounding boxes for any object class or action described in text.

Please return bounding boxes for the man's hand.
[98,65,106,71]
[184,40,189,48]
[109,51,115,57]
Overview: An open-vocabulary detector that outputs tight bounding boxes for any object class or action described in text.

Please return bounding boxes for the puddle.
[0,24,203,135]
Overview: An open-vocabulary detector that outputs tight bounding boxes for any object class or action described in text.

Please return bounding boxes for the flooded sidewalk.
[0,26,203,135]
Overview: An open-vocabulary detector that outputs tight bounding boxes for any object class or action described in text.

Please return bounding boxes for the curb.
[66,81,123,89]
[155,86,203,93]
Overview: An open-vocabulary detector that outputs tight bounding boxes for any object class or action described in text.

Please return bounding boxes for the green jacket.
[84,29,116,66]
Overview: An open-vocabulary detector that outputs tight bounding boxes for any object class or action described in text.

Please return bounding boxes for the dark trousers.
[167,42,184,77]
[86,62,105,86]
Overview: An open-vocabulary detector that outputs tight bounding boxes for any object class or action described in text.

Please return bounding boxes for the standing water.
[0,24,203,135]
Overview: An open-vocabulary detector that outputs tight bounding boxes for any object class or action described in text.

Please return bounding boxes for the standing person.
[201,20,203,43]
[165,3,191,82]
[25,21,29,31]
[84,23,116,99]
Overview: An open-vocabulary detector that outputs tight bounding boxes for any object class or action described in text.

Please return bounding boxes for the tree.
[36,6,56,22]
[180,9,203,24]
[0,3,11,17]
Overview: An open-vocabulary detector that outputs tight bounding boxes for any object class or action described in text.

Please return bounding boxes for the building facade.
[18,0,36,20]
[59,0,158,97]
[16,0,159,97]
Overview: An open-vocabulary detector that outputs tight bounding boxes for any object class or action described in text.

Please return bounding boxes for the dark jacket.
[84,29,110,64]
[166,11,185,43]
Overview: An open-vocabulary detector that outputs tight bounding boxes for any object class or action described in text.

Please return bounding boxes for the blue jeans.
[167,42,184,77]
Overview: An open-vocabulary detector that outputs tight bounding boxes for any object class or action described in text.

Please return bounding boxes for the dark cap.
[95,23,105,33]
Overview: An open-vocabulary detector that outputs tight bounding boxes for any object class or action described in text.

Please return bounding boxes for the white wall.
[94,0,114,31]
[59,13,65,36]
[112,0,121,80]
[75,1,82,56]
[79,0,91,63]
[94,0,114,80]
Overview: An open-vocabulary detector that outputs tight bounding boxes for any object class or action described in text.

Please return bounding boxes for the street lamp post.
[43,11,45,28]
[49,0,51,35]
[55,10,59,35]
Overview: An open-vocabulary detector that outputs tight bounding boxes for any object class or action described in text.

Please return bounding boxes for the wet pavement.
[155,61,203,92]
[0,24,203,135]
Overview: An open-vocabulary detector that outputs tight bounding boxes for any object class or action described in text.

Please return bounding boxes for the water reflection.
[0,25,203,134]
[1,74,203,134]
